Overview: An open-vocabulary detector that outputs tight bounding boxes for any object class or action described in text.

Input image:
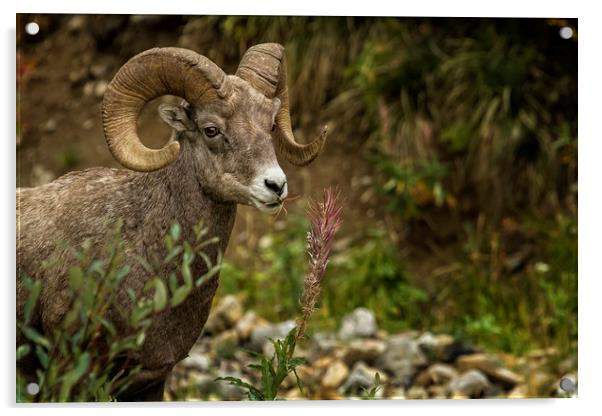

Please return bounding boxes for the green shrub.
[373,155,450,220]
[432,214,577,356]
[16,221,220,402]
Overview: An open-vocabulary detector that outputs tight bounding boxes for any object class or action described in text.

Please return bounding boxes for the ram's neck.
[110,139,238,370]
[128,139,237,260]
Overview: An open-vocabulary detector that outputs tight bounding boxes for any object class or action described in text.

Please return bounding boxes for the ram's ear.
[158,103,195,132]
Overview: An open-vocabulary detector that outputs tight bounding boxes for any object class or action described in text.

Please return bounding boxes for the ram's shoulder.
[55,167,131,184]
[17,168,134,210]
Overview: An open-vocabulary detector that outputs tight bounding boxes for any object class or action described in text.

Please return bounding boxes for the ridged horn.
[236,43,327,166]
[102,47,231,172]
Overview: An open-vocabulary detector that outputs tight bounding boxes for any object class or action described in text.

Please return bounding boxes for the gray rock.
[342,338,386,366]
[407,385,429,399]
[211,329,240,358]
[417,331,455,361]
[455,353,497,373]
[204,295,244,334]
[177,371,214,392]
[416,331,438,350]
[235,310,263,340]
[249,320,295,352]
[448,369,491,398]
[375,334,427,386]
[180,353,211,373]
[427,384,449,399]
[322,360,349,389]
[311,331,339,355]
[340,361,386,396]
[386,387,406,399]
[262,340,276,358]
[338,307,377,340]
[490,367,524,388]
[456,353,523,388]
[414,363,458,387]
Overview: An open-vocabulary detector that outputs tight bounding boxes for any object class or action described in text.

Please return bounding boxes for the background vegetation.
[17,15,577,397]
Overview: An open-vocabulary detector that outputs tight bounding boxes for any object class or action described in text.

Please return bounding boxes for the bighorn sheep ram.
[17,43,327,401]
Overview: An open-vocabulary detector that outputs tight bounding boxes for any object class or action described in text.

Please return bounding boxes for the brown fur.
[17,76,285,401]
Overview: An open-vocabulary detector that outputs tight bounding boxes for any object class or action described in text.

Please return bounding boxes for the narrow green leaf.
[62,308,78,328]
[88,260,105,276]
[20,326,50,349]
[181,262,192,287]
[115,265,131,282]
[215,377,263,401]
[100,318,117,337]
[23,279,42,323]
[35,345,49,369]
[164,246,183,265]
[168,272,178,295]
[293,367,304,394]
[126,288,137,303]
[16,344,31,360]
[164,235,174,253]
[136,331,146,347]
[170,286,191,307]
[151,279,167,312]
[59,352,90,401]
[170,223,181,242]
[196,265,221,287]
[135,255,154,274]
[68,267,84,291]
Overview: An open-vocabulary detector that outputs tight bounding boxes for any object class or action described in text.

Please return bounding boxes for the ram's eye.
[204,127,219,137]
[271,124,276,132]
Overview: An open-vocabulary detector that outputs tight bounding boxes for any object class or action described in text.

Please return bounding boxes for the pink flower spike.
[296,187,344,341]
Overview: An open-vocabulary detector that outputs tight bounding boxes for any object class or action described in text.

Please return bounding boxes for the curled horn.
[236,43,327,166]
[102,47,231,172]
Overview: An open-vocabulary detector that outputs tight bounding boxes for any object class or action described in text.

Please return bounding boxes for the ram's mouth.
[251,196,282,214]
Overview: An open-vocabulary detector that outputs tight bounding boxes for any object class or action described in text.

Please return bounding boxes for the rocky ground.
[165,296,577,401]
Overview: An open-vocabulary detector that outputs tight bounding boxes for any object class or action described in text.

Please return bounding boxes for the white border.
[3,1,600,415]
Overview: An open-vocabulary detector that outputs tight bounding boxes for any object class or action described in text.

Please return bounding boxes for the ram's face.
[159,78,288,214]
[102,45,327,207]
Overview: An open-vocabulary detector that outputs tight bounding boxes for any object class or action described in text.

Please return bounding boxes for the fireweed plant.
[217,187,343,400]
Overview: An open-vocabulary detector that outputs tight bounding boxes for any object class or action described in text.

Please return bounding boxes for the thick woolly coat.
[17,139,236,400]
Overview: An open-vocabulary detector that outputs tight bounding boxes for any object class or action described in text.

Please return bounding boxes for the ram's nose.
[264,178,286,197]
[262,167,288,198]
